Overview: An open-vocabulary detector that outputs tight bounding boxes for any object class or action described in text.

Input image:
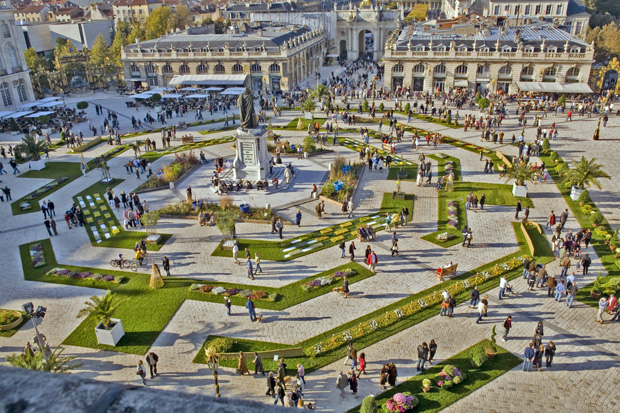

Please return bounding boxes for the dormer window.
[547,47,557,53]
[524,46,534,53]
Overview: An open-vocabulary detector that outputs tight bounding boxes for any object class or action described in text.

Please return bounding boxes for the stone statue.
[237,87,258,130]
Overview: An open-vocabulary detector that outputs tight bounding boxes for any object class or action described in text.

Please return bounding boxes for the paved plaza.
[1,74,620,412]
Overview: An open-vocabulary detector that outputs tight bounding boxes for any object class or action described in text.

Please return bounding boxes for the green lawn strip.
[11,162,83,216]
[73,179,169,251]
[70,136,106,153]
[19,239,372,355]
[538,150,620,307]
[121,118,227,139]
[348,340,521,413]
[387,165,417,180]
[338,137,415,165]
[193,336,293,367]
[211,214,385,261]
[196,223,553,373]
[379,193,414,222]
[198,126,236,135]
[410,112,462,129]
[0,311,30,338]
[85,145,131,170]
[279,117,327,130]
[139,136,235,162]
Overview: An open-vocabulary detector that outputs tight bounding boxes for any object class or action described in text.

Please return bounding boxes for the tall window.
[214,64,225,74]
[251,63,261,73]
[17,79,28,103]
[269,63,280,74]
[7,45,19,69]
[546,5,552,14]
[179,64,190,74]
[2,23,10,38]
[499,65,511,75]
[525,5,530,14]
[433,64,446,74]
[413,64,425,73]
[392,63,404,73]
[556,4,562,14]
[477,64,489,74]
[146,64,155,74]
[162,64,173,74]
[232,63,243,74]
[455,64,468,74]
[566,67,580,77]
[0,82,12,107]
[196,64,207,74]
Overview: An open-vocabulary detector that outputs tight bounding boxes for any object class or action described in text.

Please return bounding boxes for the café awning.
[6,111,34,119]
[454,80,469,88]
[169,74,247,86]
[219,87,246,96]
[516,82,593,94]
[180,87,200,91]
[161,93,183,99]
[185,93,209,99]
[25,111,55,118]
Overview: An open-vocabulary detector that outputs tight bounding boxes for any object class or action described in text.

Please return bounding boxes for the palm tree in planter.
[561,156,611,201]
[309,83,330,108]
[77,290,126,346]
[301,97,316,120]
[501,161,537,197]
[15,134,48,170]
[7,345,80,373]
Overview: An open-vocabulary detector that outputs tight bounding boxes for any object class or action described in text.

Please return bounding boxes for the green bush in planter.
[470,344,488,367]
[362,99,370,112]
[549,151,558,161]
[9,118,18,132]
[360,395,377,413]
[592,211,604,225]
[378,102,385,111]
[76,101,89,110]
[446,114,452,124]
[542,138,550,152]
[404,102,410,112]
[151,93,161,103]
[303,136,316,154]
[578,189,591,204]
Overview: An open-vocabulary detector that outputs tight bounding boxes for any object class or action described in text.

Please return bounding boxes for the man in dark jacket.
[265,372,276,397]
[417,342,429,371]
[581,254,591,275]
[146,352,159,378]
[523,343,535,371]
[469,286,480,308]
[502,316,512,341]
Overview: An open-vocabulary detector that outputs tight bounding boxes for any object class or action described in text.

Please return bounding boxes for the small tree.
[404,102,411,112]
[77,290,126,329]
[38,115,50,125]
[501,162,537,186]
[9,117,19,132]
[542,138,550,152]
[562,156,611,190]
[76,101,89,110]
[60,130,66,141]
[141,211,161,234]
[557,94,566,107]
[378,102,385,111]
[150,262,164,289]
[303,136,316,153]
[302,97,316,113]
[360,395,378,413]
[216,211,235,239]
[6,345,80,373]
[15,134,48,161]
[478,97,491,109]
[151,93,162,103]
[362,99,370,112]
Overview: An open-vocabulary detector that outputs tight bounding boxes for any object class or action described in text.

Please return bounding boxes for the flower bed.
[46,268,125,284]
[157,201,273,222]
[301,269,355,292]
[19,177,70,211]
[385,392,418,412]
[437,364,466,389]
[435,232,455,242]
[305,255,526,356]
[189,283,279,301]
[137,151,200,190]
[447,201,459,230]
[29,243,46,268]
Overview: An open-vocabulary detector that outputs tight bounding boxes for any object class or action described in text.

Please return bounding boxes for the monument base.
[233,127,270,182]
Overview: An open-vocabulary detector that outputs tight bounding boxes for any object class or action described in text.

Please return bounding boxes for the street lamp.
[204,347,221,397]
[22,302,48,362]
[593,100,605,140]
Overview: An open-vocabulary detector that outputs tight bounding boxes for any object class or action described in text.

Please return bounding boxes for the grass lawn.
[139,136,235,163]
[410,112,462,129]
[193,336,293,367]
[196,223,554,374]
[379,192,414,221]
[70,136,105,153]
[281,117,327,130]
[387,165,417,181]
[73,179,170,251]
[11,162,83,216]
[0,311,30,338]
[85,145,131,170]
[349,340,521,413]
[19,238,371,355]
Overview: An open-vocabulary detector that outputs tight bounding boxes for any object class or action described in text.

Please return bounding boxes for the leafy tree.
[128,20,146,43]
[90,34,110,68]
[406,3,428,22]
[586,22,620,62]
[24,48,48,73]
[478,97,491,109]
[557,94,566,107]
[309,83,330,102]
[77,290,126,329]
[151,93,161,103]
[76,101,89,110]
[385,1,397,9]
[172,4,191,31]
[110,28,128,67]
[302,97,316,113]
[145,6,174,40]
[6,345,80,373]
[562,156,611,190]
[116,20,131,37]
[362,99,370,112]
[201,16,213,26]
[501,161,537,186]
[214,19,226,34]
[15,135,48,161]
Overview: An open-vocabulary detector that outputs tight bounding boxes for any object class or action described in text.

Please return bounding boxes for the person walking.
[566,283,578,308]
[597,296,608,323]
[266,372,276,397]
[546,210,556,230]
[515,201,522,219]
[343,275,350,299]
[502,315,512,341]
[416,342,429,371]
[44,219,52,236]
[547,274,557,297]
[581,254,591,275]
[499,275,508,299]
[560,209,569,231]
[348,241,356,261]
[50,218,58,235]
[146,352,159,378]
[469,286,480,308]
[357,354,366,377]
[275,218,284,239]
[232,241,240,265]
[297,363,306,384]
[367,250,378,273]
[254,253,262,275]
[554,280,567,301]
[247,258,254,280]
[238,351,249,375]
[480,194,486,210]
[545,341,556,368]
[348,371,358,393]
[270,214,277,234]
[274,382,285,405]
[295,210,302,227]
[339,240,346,258]
[476,299,487,324]
[560,256,571,277]
[523,343,535,372]
[162,256,170,276]
[336,371,349,396]
[186,185,192,201]
[2,186,11,201]
[136,360,147,385]
[246,297,257,322]
[533,344,544,372]
[224,296,231,316]
[428,340,438,364]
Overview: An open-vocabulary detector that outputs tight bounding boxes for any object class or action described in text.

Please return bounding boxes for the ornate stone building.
[0,10,35,110]
[383,22,594,94]
[121,25,327,92]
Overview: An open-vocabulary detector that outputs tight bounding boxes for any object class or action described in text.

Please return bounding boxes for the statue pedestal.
[233,127,270,181]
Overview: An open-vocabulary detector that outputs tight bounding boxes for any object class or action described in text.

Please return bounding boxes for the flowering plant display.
[29,243,46,268]
[437,365,466,389]
[306,255,526,356]
[190,284,273,301]
[301,269,355,292]
[385,392,418,412]
[446,201,459,230]
[46,268,124,283]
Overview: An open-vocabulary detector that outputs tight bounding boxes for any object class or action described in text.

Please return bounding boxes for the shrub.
[38,115,50,125]
[549,151,558,161]
[542,138,550,152]
[470,344,488,367]
[360,395,377,413]
[558,94,566,107]
[303,136,316,154]
[76,101,89,110]
[9,118,18,132]
[378,102,385,111]
[478,97,491,109]
[446,114,452,124]
[151,93,161,103]
[208,337,233,353]
[362,99,369,112]
[578,189,591,204]
[474,92,482,103]
[440,380,454,389]
[591,211,604,225]
[268,292,281,301]
[404,102,411,112]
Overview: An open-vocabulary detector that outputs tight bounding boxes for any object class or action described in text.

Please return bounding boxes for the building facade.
[383,22,594,94]
[0,10,34,110]
[121,25,327,92]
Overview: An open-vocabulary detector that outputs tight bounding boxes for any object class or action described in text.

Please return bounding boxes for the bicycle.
[129,258,142,272]
[110,258,131,269]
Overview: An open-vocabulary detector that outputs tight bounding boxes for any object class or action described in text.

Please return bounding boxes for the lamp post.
[22,302,48,362]
[204,347,221,397]
[593,101,604,140]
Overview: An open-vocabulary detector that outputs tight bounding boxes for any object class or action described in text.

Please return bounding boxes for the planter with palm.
[302,97,316,120]
[77,290,126,346]
[500,162,537,197]
[15,135,49,170]
[7,345,80,373]
[561,156,611,201]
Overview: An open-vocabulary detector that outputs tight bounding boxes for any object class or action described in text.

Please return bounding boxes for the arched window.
[16,79,28,103]
[232,63,244,74]
[0,82,12,107]
[269,63,280,74]
[7,45,19,69]
[413,64,425,73]
[543,67,557,77]
[392,63,403,73]
[566,67,580,77]
[476,64,489,75]
[251,63,262,73]
[499,65,511,75]
[214,64,225,74]
[433,64,446,74]
[521,66,534,78]
[162,64,173,74]
[196,64,207,74]
[130,64,139,73]
[179,64,190,74]
[146,64,155,74]
[455,64,468,75]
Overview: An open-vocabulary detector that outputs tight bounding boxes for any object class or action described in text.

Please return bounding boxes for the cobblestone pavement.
[0,90,619,412]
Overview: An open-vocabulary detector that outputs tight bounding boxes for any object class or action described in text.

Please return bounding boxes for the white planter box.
[512,182,528,198]
[570,186,584,202]
[154,105,162,112]
[304,112,314,120]
[95,318,125,346]
[29,159,46,171]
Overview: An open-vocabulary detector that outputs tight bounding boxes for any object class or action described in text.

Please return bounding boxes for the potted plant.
[561,156,611,201]
[384,392,418,412]
[591,273,603,299]
[151,93,162,112]
[77,290,126,346]
[577,189,590,207]
[422,378,432,393]
[470,344,488,368]
[361,395,377,413]
[591,211,603,228]
[9,117,19,135]
[486,326,498,358]
[302,97,316,120]
[501,161,536,197]
[15,134,48,170]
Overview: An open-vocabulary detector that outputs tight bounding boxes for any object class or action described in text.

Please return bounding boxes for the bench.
[181,135,194,144]
[435,262,457,281]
